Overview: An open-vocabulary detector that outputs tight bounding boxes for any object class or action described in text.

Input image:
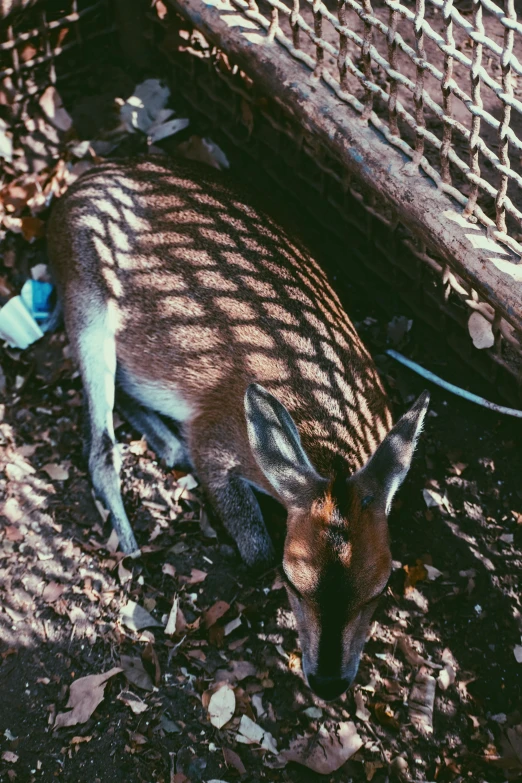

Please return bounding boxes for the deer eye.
[361,494,374,510]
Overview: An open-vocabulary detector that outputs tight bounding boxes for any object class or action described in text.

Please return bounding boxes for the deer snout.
[306,653,360,700]
[307,674,351,701]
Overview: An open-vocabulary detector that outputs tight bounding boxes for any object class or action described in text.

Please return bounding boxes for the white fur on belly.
[118,372,194,423]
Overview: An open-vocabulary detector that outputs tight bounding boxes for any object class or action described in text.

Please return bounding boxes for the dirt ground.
[1,246,522,783]
[0,15,522,782]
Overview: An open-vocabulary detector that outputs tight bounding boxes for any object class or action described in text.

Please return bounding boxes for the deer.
[47,157,429,701]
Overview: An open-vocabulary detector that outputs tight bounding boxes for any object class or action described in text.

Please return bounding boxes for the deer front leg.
[189,420,275,569]
[209,472,275,570]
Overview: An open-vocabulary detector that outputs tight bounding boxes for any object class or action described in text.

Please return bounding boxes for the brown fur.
[50,158,391,484]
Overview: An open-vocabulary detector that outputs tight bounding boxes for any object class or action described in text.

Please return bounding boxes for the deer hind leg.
[189,419,275,570]
[72,305,139,556]
[116,389,191,470]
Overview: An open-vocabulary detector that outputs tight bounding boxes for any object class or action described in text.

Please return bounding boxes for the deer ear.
[245,384,322,506]
[363,391,430,514]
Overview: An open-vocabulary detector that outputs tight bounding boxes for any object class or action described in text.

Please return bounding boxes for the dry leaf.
[164,595,179,636]
[129,438,148,456]
[155,0,168,18]
[119,600,162,631]
[354,690,370,721]
[437,664,456,691]
[159,715,180,734]
[41,462,69,481]
[177,473,198,491]
[2,751,18,763]
[374,702,400,731]
[468,311,494,349]
[229,660,257,681]
[252,694,266,718]
[271,721,361,773]
[120,655,154,691]
[208,684,236,729]
[387,315,412,346]
[403,561,427,592]
[118,691,148,715]
[4,525,24,542]
[119,79,171,134]
[237,715,278,754]
[162,563,176,578]
[204,600,230,628]
[118,560,132,585]
[178,135,230,170]
[397,636,439,669]
[303,706,322,719]
[422,488,449,511]
[449,461,468,476]
[54,667,122,729]
[42,581,65,603]
[93,494,110,523]
[365,760,385,781]
[188,652,205,665]
[106,529,119,553]
[70,736,92,745]
[425,564,443,581]
[20,216,45,242]
[223,746,246,775]
[0,176,38,214]
[224,617,242,636]
[180,568,207,585]
[39,86,73,132]
[142,642,161,686]
[148,116,189,145]
[215,660,257,685]
[67,605,87,629]
[408,671,436,734]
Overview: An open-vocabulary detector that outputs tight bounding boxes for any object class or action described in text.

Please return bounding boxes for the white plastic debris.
[0,295,44,349]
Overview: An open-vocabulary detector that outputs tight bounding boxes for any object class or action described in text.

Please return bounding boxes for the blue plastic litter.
[20,279,54,326]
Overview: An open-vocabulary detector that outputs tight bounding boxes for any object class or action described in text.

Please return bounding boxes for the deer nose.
[307,674,351,701]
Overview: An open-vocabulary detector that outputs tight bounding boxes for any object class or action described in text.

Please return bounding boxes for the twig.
[365,719,390,766]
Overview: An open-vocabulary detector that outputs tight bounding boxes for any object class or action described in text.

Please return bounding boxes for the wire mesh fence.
[217,0,522,258]
[0,0,115,125]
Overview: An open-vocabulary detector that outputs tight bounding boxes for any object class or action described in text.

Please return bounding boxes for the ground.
[0,270,522,782]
